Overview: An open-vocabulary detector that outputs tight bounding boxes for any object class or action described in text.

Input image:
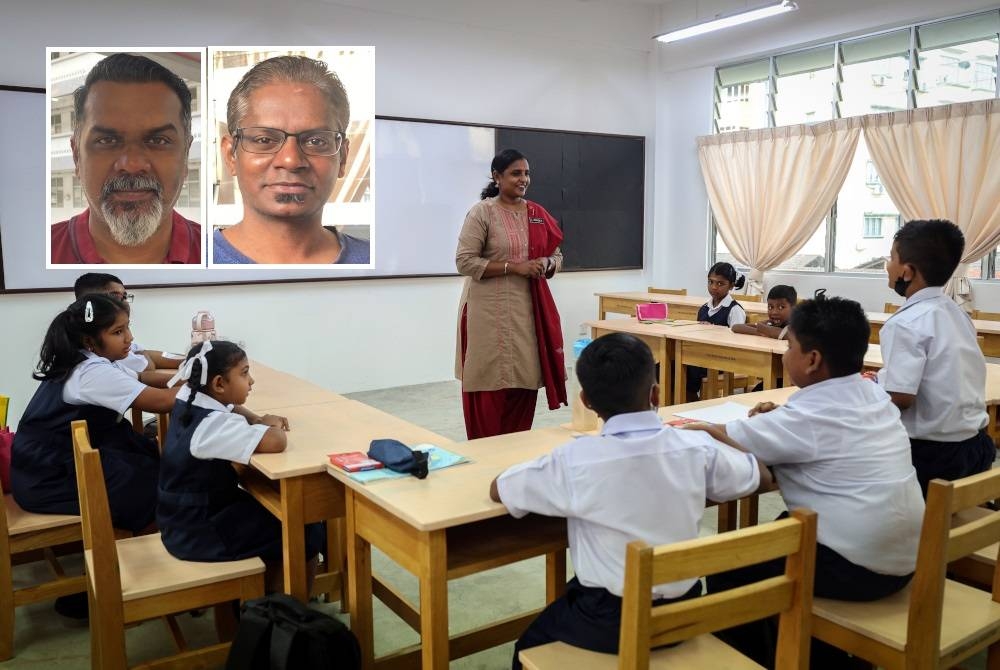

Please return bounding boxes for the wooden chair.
[71,420,265,669]
[974,310,1000,323]
[884,302,900,313]
[519,509,817,670]
[647,287,687,296]
[812,469,1000,669]
[128,408,169,453]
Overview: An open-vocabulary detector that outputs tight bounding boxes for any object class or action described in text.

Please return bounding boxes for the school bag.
[225,594,361,670]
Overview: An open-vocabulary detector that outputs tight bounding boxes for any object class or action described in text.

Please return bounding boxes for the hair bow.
[166,340,214,388]
[84,300,94,323]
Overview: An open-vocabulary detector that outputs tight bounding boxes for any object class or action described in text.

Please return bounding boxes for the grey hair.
[226,55,350,138]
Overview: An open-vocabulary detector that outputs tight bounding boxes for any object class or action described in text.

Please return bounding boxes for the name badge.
[529,217,544,224]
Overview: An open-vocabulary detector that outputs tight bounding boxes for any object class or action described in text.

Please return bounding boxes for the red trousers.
[460,305,538,439]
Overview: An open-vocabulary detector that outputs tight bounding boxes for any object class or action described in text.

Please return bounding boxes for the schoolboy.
[732,284,797,340]
[74,272,183,376]
[489,333,769,669]
[687,296,923,667]
[880,219,993,495]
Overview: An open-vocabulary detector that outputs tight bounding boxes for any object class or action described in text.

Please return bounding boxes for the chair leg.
[87,587,100,669]
[92,593,127,670]
[0,534,13,661]
[987,641,1000,670]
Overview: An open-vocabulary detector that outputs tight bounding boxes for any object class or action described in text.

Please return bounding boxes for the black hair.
[480,149,527,200]
[788,294,870,378]
[893,219,965,286]
[575,333,655,418]
[74,272,124,299]
[707,262,746,290]
[33,294,129,381]
[767,284,797,304]
[73,53,192,138]
[179,341,248,427]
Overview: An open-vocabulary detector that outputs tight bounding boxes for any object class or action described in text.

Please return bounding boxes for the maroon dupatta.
[526,200,567,410]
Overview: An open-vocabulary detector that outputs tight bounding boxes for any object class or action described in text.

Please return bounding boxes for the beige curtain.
[863,101,1000,310]
[698,119,861,293]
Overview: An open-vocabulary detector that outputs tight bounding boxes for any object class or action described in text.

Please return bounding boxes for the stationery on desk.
[672,401,755,424]
[335,444,470,483]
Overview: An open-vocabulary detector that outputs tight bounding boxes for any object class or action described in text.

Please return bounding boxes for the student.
[157,340,324,593]
[686,295,923,668]
[489,333,768,669]
[732,284,797,340]
[880,219,993,495]
[686,261,748,400]
[11,294,174,530]
[73,272,183,376]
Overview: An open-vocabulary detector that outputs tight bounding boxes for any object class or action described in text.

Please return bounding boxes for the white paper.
[673,401,752,424]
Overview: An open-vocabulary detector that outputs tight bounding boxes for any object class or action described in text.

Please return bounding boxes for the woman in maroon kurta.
[455,149,567,439]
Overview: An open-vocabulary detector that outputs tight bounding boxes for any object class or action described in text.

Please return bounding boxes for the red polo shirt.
[51,209,202,264]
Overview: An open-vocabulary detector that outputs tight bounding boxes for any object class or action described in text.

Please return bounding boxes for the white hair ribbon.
[84,300,94,323]
[166,340,214,388]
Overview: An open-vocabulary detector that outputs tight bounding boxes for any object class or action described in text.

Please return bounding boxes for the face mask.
[893,275,911,298]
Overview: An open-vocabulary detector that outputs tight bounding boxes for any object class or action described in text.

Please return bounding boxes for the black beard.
[274,193,306,204]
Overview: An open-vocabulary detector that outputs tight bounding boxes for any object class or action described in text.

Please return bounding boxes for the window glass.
[839,30,911,117]
[774,47,835,126]
[715,59,770,132]
[916,13,999,107]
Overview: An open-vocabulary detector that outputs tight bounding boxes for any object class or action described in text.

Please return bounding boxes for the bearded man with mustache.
[51,53,202,265]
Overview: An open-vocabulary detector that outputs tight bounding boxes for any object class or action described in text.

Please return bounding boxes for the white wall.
[650,0,1000,309]
[0,0,656,427]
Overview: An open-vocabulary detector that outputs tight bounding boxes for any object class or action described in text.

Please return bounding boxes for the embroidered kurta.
[455,198,563,392]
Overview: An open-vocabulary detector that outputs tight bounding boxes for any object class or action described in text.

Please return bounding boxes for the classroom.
[2,0,1000,668]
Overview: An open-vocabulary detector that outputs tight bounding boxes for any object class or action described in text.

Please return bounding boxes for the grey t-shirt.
[212,227,370,264]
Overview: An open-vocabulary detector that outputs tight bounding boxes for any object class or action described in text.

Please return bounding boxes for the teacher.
[455,149,567,440]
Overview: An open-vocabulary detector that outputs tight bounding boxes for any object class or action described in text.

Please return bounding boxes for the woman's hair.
[707,262,746,290]
[480,149,527,200]
[34,294,129,381]
[179,340,248,427]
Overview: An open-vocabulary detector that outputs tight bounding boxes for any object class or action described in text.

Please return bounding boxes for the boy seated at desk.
[732,284,796,339]
[880,219,993,496]
[687,295,923,668]
[489,332,769,669]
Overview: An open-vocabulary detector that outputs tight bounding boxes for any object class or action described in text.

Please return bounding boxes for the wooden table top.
[585,318,718,338]
[328,426,575,532]
[251,399,452,480]
[246,361,350,412]
[595,291,769,314]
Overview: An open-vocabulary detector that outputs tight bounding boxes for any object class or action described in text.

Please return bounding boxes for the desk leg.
[346,491,374,667]
[705,368,719,400]
[674,347,686,403]
[761,366,778,391]
[717,501,737,532]
[656,338,670,406]
[419,530,449,670]
[545,551,567,603]
[598,298,607,321]
[279,478,308,601]
[738,495,759,528]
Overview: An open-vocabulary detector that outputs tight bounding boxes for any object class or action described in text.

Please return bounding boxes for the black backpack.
[225,594,361,670]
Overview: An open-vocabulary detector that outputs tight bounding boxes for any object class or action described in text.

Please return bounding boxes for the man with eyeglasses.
[213,55,370,264]
[73,272,183,377]
[51,53,201,265]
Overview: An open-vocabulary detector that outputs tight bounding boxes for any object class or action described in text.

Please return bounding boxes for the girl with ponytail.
[12,294,175,537]
[158,341,323,593]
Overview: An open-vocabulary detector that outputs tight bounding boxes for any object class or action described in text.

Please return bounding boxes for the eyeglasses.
[107,291,134,304]
[234,127,346,157]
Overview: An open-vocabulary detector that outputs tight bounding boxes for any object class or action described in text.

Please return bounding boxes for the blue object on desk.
[350,445,469,483]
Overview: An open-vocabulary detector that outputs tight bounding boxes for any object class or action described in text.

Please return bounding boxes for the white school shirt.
[175,386,269,465]
[116,342,151,375]
[497,411,760,598]
[703,294,747,327]
[63,350,146,416]
[726,374,924,576]
[877,286,987,442]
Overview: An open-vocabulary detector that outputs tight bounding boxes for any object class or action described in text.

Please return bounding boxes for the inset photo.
[47,49,205,266]
[209,47,374,267]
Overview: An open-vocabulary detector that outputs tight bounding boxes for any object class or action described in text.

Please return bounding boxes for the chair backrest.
[973,310,1000,322]
[647,287,687,296]
[71,420,123,612]
[906,471,1000,661]
[0,395,8,429]
[884,302,900,313]
[618,509,817,670]
[740,294,762,303]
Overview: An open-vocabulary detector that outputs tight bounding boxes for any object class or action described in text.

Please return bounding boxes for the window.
[177,166,200,208]
[50,112,62,135]
[50,176,63,207]
[711,8,1000,280]
[72,176,84,208]
[189,84,199,115]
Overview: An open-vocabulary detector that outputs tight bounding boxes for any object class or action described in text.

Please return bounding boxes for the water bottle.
[569,326,599,431]
[191,310,217,346]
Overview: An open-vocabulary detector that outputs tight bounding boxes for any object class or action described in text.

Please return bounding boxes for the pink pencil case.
[636,303,668,322]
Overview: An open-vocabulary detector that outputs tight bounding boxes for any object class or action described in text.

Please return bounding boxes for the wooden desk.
[596,291,768,322]
[671,326,788,402]
[246,361,350,411]
[331,426,573,669]
[587,319,717,406]
[245,398,451,602]
[868,312,1000,355]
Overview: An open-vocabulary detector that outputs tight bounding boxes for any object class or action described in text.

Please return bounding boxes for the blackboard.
[496,128,644,270]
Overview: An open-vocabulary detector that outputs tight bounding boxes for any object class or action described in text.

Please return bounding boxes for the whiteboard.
[0,88,495,290]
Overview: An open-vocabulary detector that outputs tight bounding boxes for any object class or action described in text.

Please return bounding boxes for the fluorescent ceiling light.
[654,1,798,44]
